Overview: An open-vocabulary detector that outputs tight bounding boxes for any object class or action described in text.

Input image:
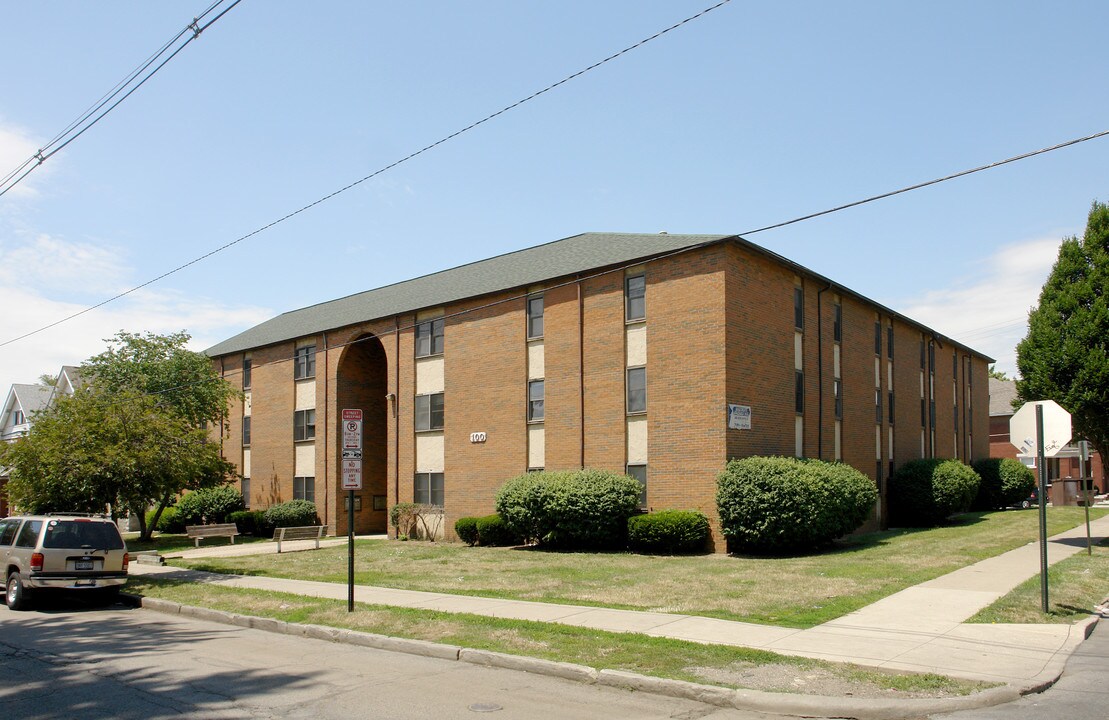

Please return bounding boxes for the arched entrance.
[335,334,389,534]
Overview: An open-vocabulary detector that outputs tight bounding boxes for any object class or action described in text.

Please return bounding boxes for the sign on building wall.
[727,404,752,430]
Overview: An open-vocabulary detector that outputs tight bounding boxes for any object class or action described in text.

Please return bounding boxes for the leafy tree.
[988,365,1009,381]
[1,388,235,538]
[1,331,239,540]
[1016,201,1109,481]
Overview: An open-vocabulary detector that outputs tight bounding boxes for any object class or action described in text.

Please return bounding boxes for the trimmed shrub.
[455,516,480,546]
[263,499,319,529]
[972,458,1037,510]
[716,457,878,553]
[627,510,710,554]
[174,485,245,525]
[147,506,186,534]
[475,513,517,547]
[889,459,980,527]
[228,509,269,536]
[495,469,641,550]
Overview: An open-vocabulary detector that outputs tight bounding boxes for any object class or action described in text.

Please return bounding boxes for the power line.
[0,0,734,348]
[0,0,242,198]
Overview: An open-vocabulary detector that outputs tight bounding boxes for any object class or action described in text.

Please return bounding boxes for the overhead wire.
[0,0,241,198]
[0,0,734,348]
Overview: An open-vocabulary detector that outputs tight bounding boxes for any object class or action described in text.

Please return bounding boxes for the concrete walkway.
[131,516,1109,690]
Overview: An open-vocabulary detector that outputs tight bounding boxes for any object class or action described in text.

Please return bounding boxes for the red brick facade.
[214,239,991,549]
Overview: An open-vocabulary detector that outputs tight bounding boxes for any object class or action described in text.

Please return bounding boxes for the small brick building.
[207,233,992,549]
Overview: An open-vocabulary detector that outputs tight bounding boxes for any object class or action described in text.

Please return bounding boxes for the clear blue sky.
[2,1,1106,384]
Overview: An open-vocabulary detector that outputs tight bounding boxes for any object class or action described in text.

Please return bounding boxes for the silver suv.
[1,514,129,611]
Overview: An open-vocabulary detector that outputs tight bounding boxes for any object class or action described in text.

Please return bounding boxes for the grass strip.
[169,508,1107,628]
[969,537,1109,624]
[127,575,994,698]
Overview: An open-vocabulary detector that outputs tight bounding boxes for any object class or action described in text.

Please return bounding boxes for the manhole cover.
[468,703,503,713]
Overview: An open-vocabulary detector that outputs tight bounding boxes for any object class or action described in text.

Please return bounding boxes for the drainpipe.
[394,316,400,510]
[816,284,832,460]
[323,332,329,531]
[578,277,585,468]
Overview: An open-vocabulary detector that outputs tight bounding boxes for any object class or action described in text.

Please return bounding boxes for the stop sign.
[1010,400,1072,457]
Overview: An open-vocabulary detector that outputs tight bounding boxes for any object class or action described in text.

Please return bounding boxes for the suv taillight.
[31,552,44,572]
[123,552,130,571]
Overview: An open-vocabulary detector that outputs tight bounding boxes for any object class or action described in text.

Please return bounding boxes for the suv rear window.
[42,520,125,550]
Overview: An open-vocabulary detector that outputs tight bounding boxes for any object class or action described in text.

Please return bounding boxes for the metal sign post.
[1079,440,1092,556]
[1009,399,1071,616]
[341,409,363,612]
[1035,405,1049,613]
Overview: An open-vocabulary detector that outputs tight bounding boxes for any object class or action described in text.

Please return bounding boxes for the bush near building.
[627,510,710,554]
[263,499,319,529]
[228,510,270,536]
[495,469,641,550]
[174,485,245,525]
[889,459,980,527]
[716,457,878,553]
[971,457,1037,510]
[474,513,517,546]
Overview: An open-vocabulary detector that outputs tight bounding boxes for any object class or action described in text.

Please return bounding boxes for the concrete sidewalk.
[131,516,1109,690]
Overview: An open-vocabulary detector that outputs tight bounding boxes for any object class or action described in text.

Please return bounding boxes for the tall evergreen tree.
[1016,201,1109,479]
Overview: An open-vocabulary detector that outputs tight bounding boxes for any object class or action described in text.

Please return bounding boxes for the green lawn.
[171,507,1107,628]
[970,536,1109,624]
[126,575,994,698]
[125,532,268,555]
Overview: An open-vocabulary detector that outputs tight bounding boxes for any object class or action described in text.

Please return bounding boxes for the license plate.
[75,580,96,587]
[75,560,93,570]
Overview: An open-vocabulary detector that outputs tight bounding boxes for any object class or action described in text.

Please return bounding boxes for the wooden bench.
[273,525,327,553]
[185,523,240,547]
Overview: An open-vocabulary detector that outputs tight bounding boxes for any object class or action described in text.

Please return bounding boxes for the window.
[414,472,444,506]
[626,367,646,413]
[527,379,544,422]
[920,339,926,369]
[953,351,958,378]
[294,345,316,379]
[928,341,935,371]
[888,391,895,424]
[415,393,444,431]
[887,327,894,359]
[833,378,842,419]
[13,409,25,425]
[875,389,883,423]
[242,358,252,389]
[293,476,315,503]
[15,520,42,548]
[0,519,19,546]
[876,462,884,485]
[833,304,842,342]
[241,477,250,509]
[795,370,804,413]
[527,295,544,339]
[921,398,926,427]
[415,318,445,357]
[242,416,251,446]
[372,495,387,511]
[929,400,936,429]
[293,409,316,441]
[874,321,882,355]
[627,464,647,508]
[625,275,646,322]
[794,287,804,330]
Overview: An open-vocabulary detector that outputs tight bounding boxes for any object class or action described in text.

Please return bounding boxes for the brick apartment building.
[207,232,992,549]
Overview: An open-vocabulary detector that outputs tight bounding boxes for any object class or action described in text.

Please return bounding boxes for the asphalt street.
[931,617,1109,720]
[0,599,776,720]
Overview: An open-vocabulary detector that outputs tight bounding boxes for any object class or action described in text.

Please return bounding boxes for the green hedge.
[971,458,1037,510]
[475,513,517,547]
[495,469,641,550]
[175,485,245,525]
[455,517,480,546]
[889,459,980,527]
[627,510,709,554]
[263,499,319,529]
[228,509,270,536]
[147,506,186,534]
[716,457,878,553]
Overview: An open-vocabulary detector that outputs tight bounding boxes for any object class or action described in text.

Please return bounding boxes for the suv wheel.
[6,573,33,611]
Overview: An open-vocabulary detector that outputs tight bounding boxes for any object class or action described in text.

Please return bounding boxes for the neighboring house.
[988,377,1104,493]
[206,231,993,550]
[0,383,54,516]
[48,365,85,405]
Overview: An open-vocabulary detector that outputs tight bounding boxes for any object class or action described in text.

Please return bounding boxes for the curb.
[124,593,1068,719]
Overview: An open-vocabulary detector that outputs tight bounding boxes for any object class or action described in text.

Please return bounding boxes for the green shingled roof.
[205,232,730,357]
